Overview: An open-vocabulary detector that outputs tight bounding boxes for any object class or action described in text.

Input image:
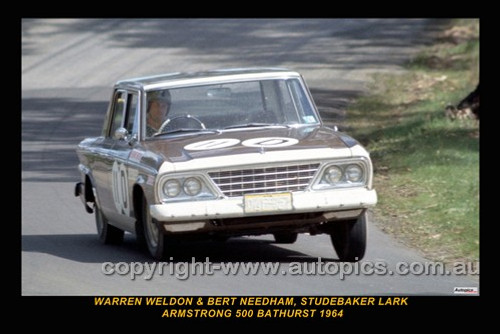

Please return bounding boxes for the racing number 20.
[112,161,130,216]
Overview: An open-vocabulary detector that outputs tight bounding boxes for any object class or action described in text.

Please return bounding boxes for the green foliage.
[346,19,479,263]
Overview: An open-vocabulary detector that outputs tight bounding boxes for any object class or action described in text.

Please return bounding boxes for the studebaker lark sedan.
[74,68,377,261]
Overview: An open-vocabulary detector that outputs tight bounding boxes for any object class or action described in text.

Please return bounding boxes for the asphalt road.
[21,19,479,295]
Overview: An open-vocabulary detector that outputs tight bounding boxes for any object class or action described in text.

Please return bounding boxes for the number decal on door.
[112,161,130,216]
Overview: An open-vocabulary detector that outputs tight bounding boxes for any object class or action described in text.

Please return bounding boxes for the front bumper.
[150,188,377,232]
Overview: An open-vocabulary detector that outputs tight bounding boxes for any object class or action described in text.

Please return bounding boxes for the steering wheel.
[157,115,206,134]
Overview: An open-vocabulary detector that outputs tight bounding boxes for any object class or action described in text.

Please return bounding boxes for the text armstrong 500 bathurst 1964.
[74,68,377,261]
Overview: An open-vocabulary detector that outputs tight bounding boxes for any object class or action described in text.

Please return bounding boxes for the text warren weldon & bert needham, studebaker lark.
[74,68,377,261]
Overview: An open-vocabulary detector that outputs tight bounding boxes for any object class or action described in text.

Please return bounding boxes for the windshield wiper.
[223,123,287,130]
[153,128,219,137]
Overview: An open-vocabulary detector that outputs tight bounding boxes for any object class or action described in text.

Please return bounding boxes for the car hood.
[141,126,360,165]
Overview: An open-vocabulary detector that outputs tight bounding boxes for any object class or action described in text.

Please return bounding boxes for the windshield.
[145,78,320,137]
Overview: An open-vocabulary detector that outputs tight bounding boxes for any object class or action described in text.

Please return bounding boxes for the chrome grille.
[208,163,320,197]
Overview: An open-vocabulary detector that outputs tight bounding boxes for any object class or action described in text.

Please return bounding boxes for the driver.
[146,90,171,137]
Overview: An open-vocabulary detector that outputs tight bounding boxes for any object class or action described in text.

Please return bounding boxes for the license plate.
[244,192,293,213]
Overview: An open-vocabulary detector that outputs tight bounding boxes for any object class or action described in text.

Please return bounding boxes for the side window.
[287,79,318,124]
[125,93,139,135]
[109,90,127,137]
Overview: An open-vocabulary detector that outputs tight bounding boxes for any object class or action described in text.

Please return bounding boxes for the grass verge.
[346,19,479,263]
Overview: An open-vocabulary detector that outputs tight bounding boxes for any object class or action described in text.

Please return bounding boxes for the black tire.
[273,232,298,244]
[135,211,147,246]
[330,212,367,262]
[141,196,167,260]
[95,203,124,244]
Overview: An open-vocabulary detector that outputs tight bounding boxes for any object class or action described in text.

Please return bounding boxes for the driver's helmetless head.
[147,90,171,113]
[146,90,171,136]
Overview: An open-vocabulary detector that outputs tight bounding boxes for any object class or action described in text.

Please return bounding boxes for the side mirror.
[113,127,128,140]
[127,133,138,146]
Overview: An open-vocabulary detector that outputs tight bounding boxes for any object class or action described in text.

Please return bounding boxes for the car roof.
[115,67,302,91]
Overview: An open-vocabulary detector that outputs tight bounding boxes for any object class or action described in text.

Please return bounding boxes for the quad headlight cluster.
[157,160,370,202]
[158,174,217,202]
[313,161,368,190]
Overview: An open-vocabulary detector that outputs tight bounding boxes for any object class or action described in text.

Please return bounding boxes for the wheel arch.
[132,182,150,246]
[133,183,147,220]
[84,174,96,203]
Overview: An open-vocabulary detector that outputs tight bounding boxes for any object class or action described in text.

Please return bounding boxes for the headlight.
[313,161,368,190]
[346,164,363,182]
[324,166,342,184]
[163,179,181,197]
[183,177,202,196]
[157,174,218,202]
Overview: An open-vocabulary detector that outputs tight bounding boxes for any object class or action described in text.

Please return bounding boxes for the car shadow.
[21,233,340,264]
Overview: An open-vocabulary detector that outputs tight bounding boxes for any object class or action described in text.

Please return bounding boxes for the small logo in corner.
[453,287,478,295]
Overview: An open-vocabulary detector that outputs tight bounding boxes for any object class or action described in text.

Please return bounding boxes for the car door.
[96,89,139,232]
[108,91,141,230]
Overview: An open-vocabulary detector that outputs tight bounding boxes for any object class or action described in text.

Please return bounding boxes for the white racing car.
[75,68,377,261]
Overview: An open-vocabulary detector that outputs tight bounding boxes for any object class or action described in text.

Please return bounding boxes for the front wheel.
[95,203,124,244]
[142,196,167,260]
[330,211,367,262]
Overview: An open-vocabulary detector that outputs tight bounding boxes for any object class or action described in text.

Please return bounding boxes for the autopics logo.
[453,287,479,295]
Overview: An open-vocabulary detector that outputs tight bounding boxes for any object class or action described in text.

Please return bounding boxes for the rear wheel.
[330,211,367,262]
[95,203,124,244]
[142,196,167,260]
